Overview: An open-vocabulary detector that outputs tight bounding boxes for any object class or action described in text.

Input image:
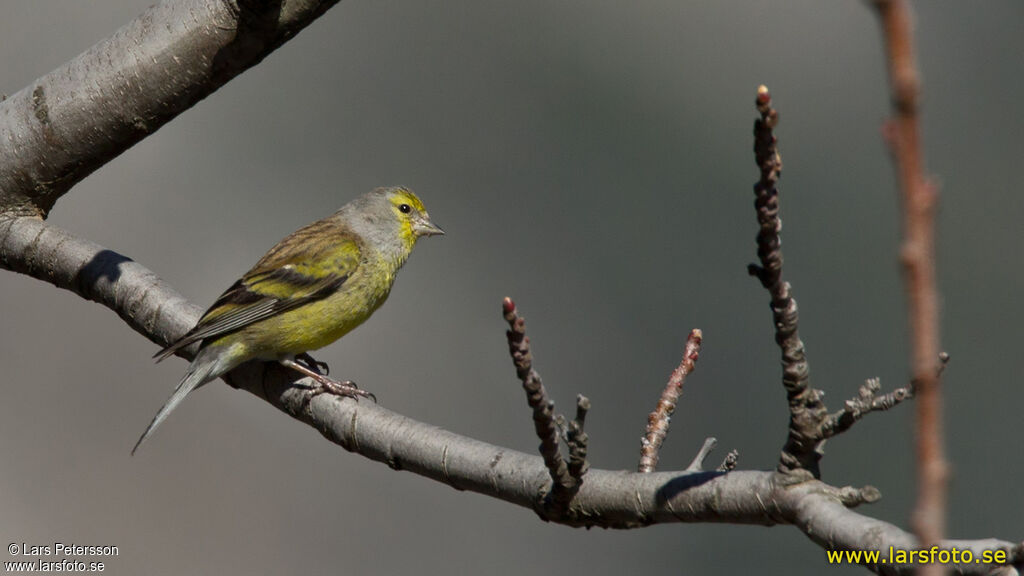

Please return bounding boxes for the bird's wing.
[154,219,361,361]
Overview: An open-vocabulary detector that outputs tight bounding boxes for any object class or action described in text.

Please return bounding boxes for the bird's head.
[342,186,444,262]
[385,186,445,241]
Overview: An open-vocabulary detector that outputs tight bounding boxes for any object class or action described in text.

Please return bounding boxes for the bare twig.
[566,395,590,483]
[821,377,913,439]
[685,437,718,473]
[937,351,950,376]
[870,2,948,570]
[749,86,829,478]
[717,450,739,473]
[502,297,579,516]
[638,329,703,473]
[835,485,882,508]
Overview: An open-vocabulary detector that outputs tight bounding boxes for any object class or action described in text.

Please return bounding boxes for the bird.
[132,186,444,454]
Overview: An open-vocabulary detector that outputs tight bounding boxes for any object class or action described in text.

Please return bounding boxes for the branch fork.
[750,86,914,480]
[502,297,588,519]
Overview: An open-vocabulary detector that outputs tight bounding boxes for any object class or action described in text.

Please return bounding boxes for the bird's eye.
[398,204,412,214]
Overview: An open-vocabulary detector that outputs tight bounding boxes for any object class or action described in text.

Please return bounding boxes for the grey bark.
[0,0,339,217]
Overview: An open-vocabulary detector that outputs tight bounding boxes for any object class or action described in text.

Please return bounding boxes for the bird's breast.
[243,255,398,358]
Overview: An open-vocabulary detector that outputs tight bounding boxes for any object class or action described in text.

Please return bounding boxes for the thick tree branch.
[0,0,341,217]
[0,215,198,349]
[2,215,1019,575]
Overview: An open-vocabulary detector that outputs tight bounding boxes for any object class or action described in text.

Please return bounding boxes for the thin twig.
[821,377,913,439]
[717,450,739,473]
[937,351,950,376]
[566,395,590,483]
[749,86,829,478]
[823,356,950,440]
[638,329,703,473]
[870,2,948,571]
[502,297,578,515]
[685,437,718,473]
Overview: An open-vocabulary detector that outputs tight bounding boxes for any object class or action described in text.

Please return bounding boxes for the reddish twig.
[638,329,703,473]
[870,1,948,569]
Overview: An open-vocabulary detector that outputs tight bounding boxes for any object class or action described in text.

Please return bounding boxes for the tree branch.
[638,329,704,473]
[502,297,583,518]
[749,86,829,478]
[821,377,913,439]
[2,215,1018,575]
[749,86,917,479]
[0,0,342,217]
[870,2,948,572]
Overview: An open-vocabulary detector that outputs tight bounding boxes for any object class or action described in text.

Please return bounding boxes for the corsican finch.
[132,186,443,454]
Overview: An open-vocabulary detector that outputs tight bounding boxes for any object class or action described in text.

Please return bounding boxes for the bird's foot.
[279,357,377,406]
[307,376,377,403]
[296,352,330,376]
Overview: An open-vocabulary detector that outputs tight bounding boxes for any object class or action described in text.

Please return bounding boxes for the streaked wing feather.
[154,220,360,361]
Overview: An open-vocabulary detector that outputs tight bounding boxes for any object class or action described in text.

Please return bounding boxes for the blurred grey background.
[2,1,1021,574]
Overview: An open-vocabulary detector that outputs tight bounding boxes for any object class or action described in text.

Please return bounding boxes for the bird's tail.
[132,349,224,455]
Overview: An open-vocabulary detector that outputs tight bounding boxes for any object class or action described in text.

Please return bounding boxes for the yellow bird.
[133,186,443,453]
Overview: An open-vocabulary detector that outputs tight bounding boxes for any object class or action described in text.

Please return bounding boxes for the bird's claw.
[296,374,377,410]
[309,377,376,403]
[281,356,376,409]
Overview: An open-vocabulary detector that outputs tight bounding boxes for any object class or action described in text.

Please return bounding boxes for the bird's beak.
[413,213,445,237]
